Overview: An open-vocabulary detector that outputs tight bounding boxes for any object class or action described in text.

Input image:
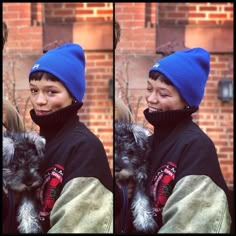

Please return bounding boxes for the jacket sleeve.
[48,177,113,233]
[158,175,231,233]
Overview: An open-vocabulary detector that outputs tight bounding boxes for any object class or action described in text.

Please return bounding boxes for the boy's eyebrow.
[29,81,38,86]
[29,83,58,89]
[147,80,170,91]
[159,87,169,91]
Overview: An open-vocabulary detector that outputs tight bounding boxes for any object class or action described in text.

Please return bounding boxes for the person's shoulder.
[192,122,214,142]
[3,99,24,132]
[73,122,104,145]
[3,99,17,112]
[180,120,215,147]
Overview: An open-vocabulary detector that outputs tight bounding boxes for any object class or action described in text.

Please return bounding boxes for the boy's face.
[29,76,73,116]
[145,78,187,112]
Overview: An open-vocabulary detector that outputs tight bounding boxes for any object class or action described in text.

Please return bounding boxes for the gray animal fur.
[3,131,45,233]
[115,121,158,233]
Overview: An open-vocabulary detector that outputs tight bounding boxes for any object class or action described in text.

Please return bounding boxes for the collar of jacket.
[144,107,197,144]
[30,102,82,141]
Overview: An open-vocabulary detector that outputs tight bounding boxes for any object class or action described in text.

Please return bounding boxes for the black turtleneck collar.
[30,102,83,141]
[144,107,198,144]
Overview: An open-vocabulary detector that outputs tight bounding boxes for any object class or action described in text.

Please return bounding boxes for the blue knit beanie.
[29,43,86,102]
[149,47,210,108]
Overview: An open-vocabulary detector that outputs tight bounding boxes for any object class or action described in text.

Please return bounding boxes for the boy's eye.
[47,90,57,94]
[30,88,38,94]
[160,94,168,97]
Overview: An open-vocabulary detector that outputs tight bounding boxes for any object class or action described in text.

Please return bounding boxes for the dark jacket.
[31,103,113,233]
[144,108,231,233]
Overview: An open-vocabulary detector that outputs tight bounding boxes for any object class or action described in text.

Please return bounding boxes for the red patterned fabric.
[38,164,64,231]
[150,162,176,226]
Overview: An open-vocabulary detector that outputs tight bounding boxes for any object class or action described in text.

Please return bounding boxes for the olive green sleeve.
[159,175,231,233]
[48,177,113,233]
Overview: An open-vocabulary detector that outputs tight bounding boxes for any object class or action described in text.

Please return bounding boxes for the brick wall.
[158,2,233,25]
[115,3,156,53]
[115,2,233,188]
[3,2,113,171]
[3,3,42,53]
